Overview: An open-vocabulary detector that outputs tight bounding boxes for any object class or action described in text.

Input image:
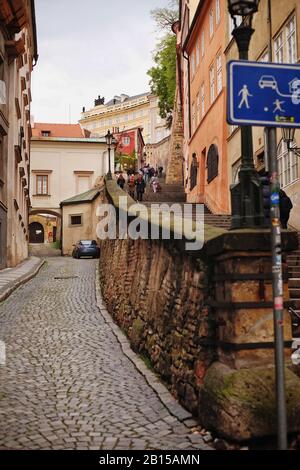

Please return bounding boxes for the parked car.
[72,240,100,259]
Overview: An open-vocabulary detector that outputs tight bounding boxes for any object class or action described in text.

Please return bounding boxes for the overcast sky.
[31,0,170,124]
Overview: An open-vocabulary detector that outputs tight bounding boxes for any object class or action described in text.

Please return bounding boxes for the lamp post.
[282,128,300,157]
[105,129,113,180]
[228,0,264,228]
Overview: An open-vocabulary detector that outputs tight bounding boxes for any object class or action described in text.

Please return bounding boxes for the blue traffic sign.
[227,60,300,127]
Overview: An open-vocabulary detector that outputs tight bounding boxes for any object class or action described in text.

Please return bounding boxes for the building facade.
[79,92,170,148]
[145,136,171,174]
[0,0,38,269]
[30,123,111,245]
[179,0,229,213]
[226,0,300,229]
[113,126,145,170]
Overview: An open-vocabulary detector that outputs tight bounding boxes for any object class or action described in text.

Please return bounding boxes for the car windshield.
[80,240,94,246]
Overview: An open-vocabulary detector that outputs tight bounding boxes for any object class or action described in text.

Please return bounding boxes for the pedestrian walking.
[279,189,293,229]
[128,174,136,199]
[117,172,125,189]
[136,174,145,202]
[150,173,160,193]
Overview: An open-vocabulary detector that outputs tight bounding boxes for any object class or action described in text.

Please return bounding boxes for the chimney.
[120,94,129,103]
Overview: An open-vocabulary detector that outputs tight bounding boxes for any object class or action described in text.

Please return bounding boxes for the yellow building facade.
[80,93,151,144]
[79,92,170,148]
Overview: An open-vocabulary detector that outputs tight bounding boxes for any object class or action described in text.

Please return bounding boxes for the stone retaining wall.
[98,181,300,441]
[99,237,215,415]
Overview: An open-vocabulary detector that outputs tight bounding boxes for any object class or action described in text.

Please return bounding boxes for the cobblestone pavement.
[0,258,208,450]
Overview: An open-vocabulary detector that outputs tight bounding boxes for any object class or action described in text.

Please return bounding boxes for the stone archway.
[29,222,44,244]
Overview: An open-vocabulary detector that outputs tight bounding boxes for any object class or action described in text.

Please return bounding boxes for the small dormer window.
[41,130,50,137]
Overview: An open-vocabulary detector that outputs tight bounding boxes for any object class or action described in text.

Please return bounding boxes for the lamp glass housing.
[105,130,112,146]
[228,0,259,16]
[281,127,295,145]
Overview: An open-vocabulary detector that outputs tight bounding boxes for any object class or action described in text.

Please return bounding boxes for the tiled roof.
[32,123,90,138]
[60,189,100,206]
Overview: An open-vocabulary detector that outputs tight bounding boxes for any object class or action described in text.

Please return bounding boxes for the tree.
[148,1,179,124]
[148,33,177,123]
[150,0,179,33]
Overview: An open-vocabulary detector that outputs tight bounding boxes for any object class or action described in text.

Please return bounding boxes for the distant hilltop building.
[79,92,170,146]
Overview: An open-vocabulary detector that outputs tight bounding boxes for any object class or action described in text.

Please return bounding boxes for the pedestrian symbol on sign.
[238,84,253,109]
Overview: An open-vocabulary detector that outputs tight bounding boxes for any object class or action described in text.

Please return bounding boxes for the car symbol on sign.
[258,75,277,90]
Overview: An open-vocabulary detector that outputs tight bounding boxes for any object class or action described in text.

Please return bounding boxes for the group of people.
[116,165,163,202]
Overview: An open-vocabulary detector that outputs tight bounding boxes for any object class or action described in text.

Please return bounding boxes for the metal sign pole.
[267,127,288,450]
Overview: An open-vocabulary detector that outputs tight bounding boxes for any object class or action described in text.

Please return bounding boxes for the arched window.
[207,144,219,183]
[277,139,298,187]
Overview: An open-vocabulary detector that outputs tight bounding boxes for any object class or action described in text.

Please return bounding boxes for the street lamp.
[105,129,113,180]
[228,0,259,18]
[281,128,300,157]
[228,0,264,229]
[228,0,264,228]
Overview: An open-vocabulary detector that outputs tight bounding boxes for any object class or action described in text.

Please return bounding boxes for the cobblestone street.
[0,258,207,450]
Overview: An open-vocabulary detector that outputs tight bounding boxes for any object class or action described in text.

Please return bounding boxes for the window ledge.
[32,194,51,197]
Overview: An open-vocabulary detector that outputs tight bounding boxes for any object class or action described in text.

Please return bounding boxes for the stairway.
[288,231,300,337]
[144,180,186,203]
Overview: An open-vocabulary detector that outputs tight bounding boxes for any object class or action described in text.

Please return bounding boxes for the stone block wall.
[99,237,216,415]
[98,181,300,440]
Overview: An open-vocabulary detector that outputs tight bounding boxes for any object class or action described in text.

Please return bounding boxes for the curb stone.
[95,264,213,450]
[0,258,45,304]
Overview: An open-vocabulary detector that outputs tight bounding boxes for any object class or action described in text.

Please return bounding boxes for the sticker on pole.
[274,296,283,310]
[270,193,280,205]
[227,60,300,127]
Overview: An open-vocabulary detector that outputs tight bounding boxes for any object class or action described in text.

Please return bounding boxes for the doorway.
[29,222,44,244]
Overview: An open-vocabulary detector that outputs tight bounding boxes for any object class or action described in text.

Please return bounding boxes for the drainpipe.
[60,203,63,256]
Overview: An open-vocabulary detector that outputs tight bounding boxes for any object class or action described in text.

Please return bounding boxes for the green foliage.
[148,33,177,119]
[147,0,178,121]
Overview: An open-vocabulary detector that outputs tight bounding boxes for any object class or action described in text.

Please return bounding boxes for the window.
[232,158,241,184]
[201,31,205,57]
[201,83,205,117]
[209,9,214,37]
[277,140,298,187]
[216,0,220,24]
[209,65,215,103]
[77,176,90,193]
[122,136,130,145]
[207,144,219,183]
[229,124,238,135]
[191,51,195,78]
[274,32,284,63]
[286,16,296,63]
[196,40,200,67]
[41,130,50,137]
[36,175,48,195]
[70,215,82,226]
[259,49,269,62]
[191,101,196,133]
[216,53,222,94]
[196,93,200,126]
[229,14,242,38]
